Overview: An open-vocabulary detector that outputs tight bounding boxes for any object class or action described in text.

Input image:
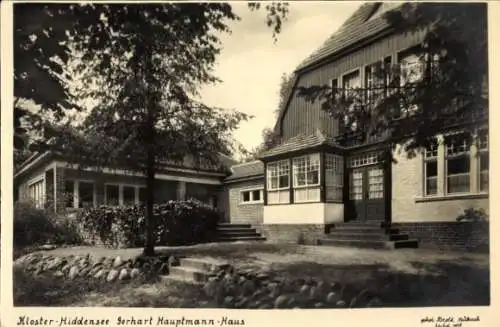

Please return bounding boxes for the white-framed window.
[424,140,438,196]
[348,152,380,168]
[445,135,471,194]
[28,177,45,209]
[478,130,488,193]
[104,183,146,206]
[240,188,264,204]
[293,154,320,187]
[267,159,290,204]
[267,160,290,190]
[293,153,321,203]
[325,154,344,201]
[65,179,96,209]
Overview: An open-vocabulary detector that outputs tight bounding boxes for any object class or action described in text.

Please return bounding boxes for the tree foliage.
[297,3,488,157]
[15,2,289,255]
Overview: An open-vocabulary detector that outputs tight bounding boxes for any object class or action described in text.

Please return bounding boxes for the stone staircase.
[161,257,229,284]
[317,221,418,250]
[215,223,266,242]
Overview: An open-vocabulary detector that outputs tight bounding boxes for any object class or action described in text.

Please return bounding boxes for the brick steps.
[318,221,418,250]
[216,223,266,242]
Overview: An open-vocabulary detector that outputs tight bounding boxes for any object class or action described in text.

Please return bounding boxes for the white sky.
[199,2,360,152]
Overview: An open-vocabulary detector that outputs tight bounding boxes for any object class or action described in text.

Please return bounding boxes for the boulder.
[223,296,235,308]
[326,292,340,304]
[241,280,256,296]
[314,302,325,308]
[68,266,79,280]
[366,297,383,308]
[203,279,219,298]
[157,263,169,275]
[130,268,141,279]
[94,269,107,279]
[168,256,180,267]
[107,269,119,282]
[118,268,130,281]
[274,295,289,308]
[113,256,123,268]
[335,300,346,308]
[299,285,310,296]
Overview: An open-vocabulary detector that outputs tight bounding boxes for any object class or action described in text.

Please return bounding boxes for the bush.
[78,199,220,248]
[14,202,83,248]
[456,207,488,222]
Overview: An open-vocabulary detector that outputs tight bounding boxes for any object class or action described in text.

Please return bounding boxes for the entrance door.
[348,165,385,221]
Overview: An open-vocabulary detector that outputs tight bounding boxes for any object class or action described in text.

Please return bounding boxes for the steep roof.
[273,2,402,137]
[225,160,264,182]
[295,2,399,72]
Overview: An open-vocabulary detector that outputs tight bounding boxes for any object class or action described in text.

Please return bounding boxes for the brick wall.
[256,224,327,245]
[392,145,489,223]
[227,178,264,225]
[393,222,489,252]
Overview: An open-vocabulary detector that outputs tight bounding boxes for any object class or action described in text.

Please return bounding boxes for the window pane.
[307,171,319,185]
[252,190,261,201]
[480,152,489,171]
[279,175,289,188]
[106,185,119,206]
[65,180,74,208]
[79,182,94,208]
[242,191,250,202]
[447,175,470,193]
[139,187,147,204]
[426,161,437,177]
[447,156,469,175]
[123,186,136,205]
[426,177,437,195]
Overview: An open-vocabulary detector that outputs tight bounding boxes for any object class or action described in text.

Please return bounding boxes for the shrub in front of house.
[14,202,83,248]
[455,207,489,252]
[78,199,219,248]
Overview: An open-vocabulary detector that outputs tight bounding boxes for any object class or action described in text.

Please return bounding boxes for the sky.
[199,2,360,152]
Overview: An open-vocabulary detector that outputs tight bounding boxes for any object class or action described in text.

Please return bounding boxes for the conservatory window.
[267,159,290,204]
[293,153,320,202]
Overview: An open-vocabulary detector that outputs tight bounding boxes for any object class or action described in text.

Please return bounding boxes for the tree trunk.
[143,149,156,256]
[142,38,156,257]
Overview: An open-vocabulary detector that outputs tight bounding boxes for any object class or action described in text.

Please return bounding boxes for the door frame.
[344,150,392,223]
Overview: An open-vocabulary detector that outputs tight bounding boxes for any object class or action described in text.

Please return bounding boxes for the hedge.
[78,199,220,248]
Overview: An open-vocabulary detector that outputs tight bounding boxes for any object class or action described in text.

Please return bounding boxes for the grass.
[14,243,490,307]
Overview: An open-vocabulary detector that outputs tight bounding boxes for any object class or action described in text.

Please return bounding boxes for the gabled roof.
[260,129,339,160]
[295,2,400,72]
[273,2,402,137]
[225,160,264,182]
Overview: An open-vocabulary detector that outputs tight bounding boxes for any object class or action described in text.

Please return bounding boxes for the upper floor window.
[342,70,361,131]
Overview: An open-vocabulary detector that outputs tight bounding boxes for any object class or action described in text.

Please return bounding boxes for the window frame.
[239,188,264,205]
[292,154,321,189]
[445,135,471,195]
[104,183,146,206]
[423,141,438,196]
[341,68,362,132]
[267,159,290,191]
[28,176,45,209]
[477,130,489,193]
[65,179,96,209]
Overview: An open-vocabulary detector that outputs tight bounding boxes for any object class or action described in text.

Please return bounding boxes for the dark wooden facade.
[280,29,426,142]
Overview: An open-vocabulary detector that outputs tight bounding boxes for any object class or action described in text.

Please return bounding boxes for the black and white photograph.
[7,0,492,314]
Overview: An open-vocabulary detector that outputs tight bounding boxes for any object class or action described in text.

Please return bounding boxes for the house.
[222,3,489,250]
[15,3,488,251]
[14,151,234,217]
